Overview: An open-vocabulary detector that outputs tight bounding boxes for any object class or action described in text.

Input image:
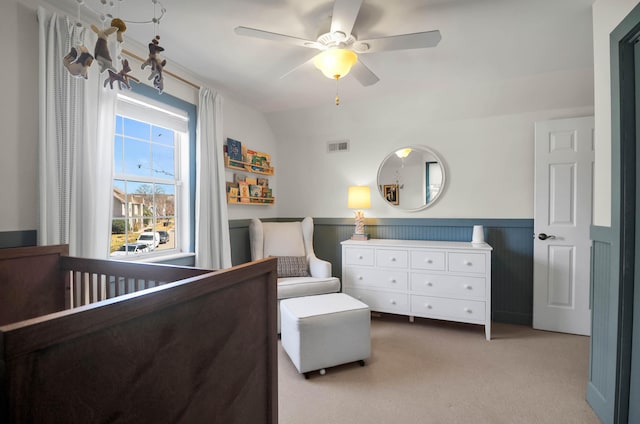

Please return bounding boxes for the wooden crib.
[0,244,277,423]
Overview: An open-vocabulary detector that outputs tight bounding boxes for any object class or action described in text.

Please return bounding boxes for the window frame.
[110,83,197,260]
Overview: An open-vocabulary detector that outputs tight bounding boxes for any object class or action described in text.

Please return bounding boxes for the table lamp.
[348,186,371,240]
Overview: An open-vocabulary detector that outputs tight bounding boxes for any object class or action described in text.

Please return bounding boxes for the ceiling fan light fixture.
[313,48,358,79]
[395,148,412,158]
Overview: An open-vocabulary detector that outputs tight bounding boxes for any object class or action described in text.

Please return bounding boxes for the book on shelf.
[233,174,246,183]
[246,149,271,171]
[245,177,257,185]
[257,177,269,188]
[227,138,242,161]
[238,182,250,203]
[227,187,239,203]
[262,188,272,198]
[249,184,262,197]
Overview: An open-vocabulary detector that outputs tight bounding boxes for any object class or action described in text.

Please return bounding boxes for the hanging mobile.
[91,0,118,73]
[141,0,166,93]
[63,0,95,79]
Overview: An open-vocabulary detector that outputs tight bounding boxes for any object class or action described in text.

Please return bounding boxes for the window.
[110,89,195,259]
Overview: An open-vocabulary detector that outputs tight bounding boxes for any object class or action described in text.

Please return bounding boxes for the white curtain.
[195,87,232,269]
[38,7,116,258]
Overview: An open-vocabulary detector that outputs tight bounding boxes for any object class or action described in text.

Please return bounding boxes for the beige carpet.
[278,314,600,424]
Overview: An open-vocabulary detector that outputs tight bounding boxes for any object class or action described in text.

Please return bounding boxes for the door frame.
[608,4,640,422]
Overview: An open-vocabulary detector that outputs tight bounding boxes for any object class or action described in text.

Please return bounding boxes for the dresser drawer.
[376,249,408,268]
[410,250,446,271]
[448,252,486,273]
[410,273,485,300]
[344,247,374,266]
[344,267,408,290]
[411,295,486,324]
[346,287,410,315]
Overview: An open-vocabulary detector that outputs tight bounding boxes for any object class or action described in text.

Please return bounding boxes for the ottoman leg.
[358,360,365,367]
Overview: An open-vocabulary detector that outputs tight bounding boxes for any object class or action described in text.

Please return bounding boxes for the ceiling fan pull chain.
[335,76,340,106]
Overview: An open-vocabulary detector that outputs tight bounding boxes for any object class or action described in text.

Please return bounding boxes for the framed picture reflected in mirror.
[383,184,399,205]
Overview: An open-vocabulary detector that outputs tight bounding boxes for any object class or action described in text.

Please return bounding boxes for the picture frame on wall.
[383,184,399,205]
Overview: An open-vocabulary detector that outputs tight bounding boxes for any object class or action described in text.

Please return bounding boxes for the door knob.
[538,233,556,240]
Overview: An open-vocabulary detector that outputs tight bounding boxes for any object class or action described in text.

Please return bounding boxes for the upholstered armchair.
[249,217,341,332]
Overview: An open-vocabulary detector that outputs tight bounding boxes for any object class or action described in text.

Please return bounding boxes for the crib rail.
[60,256,211,307]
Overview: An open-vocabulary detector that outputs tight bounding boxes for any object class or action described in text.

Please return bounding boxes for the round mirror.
[377,145,446,211]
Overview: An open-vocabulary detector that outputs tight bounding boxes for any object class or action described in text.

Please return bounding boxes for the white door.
[533,116,594,336]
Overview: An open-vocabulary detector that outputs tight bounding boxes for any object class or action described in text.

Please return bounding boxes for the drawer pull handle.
[464,308,472,313]
[425,304,432,309]
[426,282,433,287]
[426,259,433,264]
[358,255,364,260]
[390,279,396,283]
[464,284,472,290]
[464,261,472,266]
[390,300,396,305]
[358,276,363,280]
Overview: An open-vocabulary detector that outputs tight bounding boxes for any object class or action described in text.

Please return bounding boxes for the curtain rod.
[122,49,201,91]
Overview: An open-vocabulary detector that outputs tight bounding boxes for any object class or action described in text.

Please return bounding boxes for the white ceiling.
[50,0,595,113]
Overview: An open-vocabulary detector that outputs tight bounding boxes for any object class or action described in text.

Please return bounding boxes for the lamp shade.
[314,49,358,79]
[348,186,371,209]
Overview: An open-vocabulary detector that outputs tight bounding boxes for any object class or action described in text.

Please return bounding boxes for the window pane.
[124,138,151,177]
[153,126,174,146]
[152,144,175,178]
[114,135,123,174]
[115,115,123,135]
[154,183,175,251]
[123,117,150,140]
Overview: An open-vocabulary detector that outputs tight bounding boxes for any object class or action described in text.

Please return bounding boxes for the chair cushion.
[277,276,341,300]
[262,222,306,257]
[277,256,310,278]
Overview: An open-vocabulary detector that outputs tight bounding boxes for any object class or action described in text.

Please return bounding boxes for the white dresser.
[341,239,492,340]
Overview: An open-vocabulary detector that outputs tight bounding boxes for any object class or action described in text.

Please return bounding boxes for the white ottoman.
[280,293,370,378]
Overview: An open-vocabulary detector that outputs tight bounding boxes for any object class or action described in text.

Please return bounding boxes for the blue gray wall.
[230,217,534,326]
[0,230,37,248]
[4,219,535,326]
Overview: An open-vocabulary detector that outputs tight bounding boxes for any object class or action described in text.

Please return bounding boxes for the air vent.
[327,139,350,153]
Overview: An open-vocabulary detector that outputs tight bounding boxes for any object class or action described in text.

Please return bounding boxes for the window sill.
[110,251,195,264]
[139,252,195,264]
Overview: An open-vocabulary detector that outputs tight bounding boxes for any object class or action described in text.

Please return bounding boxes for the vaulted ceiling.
[49,0,595,112]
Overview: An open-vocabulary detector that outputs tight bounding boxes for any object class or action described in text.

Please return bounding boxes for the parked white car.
[136,232,160,250]
[111,243,150,256]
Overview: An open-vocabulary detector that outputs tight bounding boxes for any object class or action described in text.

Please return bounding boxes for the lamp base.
[350,233,370,241]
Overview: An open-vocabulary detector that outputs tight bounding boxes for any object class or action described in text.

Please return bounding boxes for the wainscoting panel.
[586,226,615,422]
[230,218,534,326]
[0,230,37,248]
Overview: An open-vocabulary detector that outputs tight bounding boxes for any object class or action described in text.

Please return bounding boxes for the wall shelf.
[227,195,275,205]
[224,156,274,176]
[224,151,274,205]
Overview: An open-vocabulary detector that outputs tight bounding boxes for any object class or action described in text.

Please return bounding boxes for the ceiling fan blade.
[235,26,322,49]
[279,52,319,79]
[357,30,442,53]
[350,59,379,86]
[330,0,363,36]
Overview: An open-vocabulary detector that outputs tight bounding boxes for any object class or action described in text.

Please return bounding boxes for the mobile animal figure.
[141,35,167,93]
[104,59,140,90]
[91,24,118,73]
[63,45,94,79]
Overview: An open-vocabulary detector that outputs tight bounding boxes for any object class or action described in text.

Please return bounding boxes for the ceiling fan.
[234,0,441,88]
